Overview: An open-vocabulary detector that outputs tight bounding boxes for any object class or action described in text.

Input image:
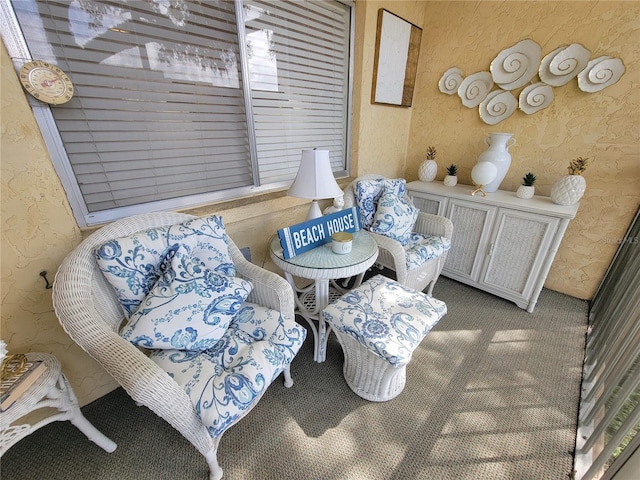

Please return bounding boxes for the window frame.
[1,0,354,227]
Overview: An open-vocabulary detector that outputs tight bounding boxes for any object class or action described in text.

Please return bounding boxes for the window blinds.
[14,0,252,213]
[244,0,350,184]
[10,0,351,220]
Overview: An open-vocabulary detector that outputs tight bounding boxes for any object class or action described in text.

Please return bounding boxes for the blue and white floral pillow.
[120,245,252,351]
[370,191,419,245]
[95,215,235,317]
[355,178,407,229]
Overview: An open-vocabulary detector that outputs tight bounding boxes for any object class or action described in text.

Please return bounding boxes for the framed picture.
[371,9,423,107]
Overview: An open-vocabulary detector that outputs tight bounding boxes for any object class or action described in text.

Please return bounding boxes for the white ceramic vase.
[550,175,586,205]
[477,132,516,193]
[418,160,438,182]
[516,185,535,199]
[444,175,458,187]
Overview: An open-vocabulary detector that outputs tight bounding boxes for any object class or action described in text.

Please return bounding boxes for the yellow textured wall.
[406,1,640,299]
[1,42,120,402]
[351,0,427,177]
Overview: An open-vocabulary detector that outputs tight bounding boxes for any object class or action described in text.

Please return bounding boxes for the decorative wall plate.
[457,71,493,108]
[578,56,626,93]
[438,67,464,95]
[539,43,591,87]
[490,39,541,90]
[519,83,554,114]
[479,90,517,125]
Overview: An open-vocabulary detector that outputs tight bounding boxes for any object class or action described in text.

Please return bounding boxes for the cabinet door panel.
[444,199,496,281]
[482,209,559,297]
[409,191,447,216]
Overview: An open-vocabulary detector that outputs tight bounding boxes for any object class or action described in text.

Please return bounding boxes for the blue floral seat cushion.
[369,191,419,245]
[404,233,452,271]
[149,302,306,436]
[355,178,407,229]
[322,274,446,367]
[95,215,234,317]
[119,245,253,351]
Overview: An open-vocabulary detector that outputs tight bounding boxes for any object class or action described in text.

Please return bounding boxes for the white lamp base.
[306,200,323,220]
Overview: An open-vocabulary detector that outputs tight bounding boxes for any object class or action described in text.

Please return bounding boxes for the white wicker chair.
[52,212,299,480]
[343,175,453,295]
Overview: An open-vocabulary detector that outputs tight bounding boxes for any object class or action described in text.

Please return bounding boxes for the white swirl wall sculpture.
[578,56,626,93]
[490,39,542,90]
[519,83,554,114]
[438,37,625,124]
[457,71,494,108]
[539,43,591,86]
[479,90,518,125]
[439,67,464,95]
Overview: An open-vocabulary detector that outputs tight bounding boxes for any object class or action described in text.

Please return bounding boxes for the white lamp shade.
[471,161,498,186]
[288,149,343,200]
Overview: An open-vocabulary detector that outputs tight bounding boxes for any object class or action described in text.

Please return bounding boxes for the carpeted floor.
[0,277,588,480]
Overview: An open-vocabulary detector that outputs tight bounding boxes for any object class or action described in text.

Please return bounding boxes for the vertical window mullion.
[235,0,260,186]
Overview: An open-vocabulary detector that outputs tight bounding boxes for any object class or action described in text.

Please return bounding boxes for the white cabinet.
[407,181,579,312]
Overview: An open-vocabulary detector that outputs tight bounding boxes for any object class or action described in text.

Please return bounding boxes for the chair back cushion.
[95,215,235,318]
[355,178,406,229]
[119,244,253,351]
[369,191,419,245]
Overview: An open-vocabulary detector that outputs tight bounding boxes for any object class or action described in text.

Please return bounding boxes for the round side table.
[270,230,378,362]
[0,352,117,456]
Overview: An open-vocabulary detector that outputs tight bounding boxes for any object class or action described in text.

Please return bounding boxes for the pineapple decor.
[551,156,591,205]
[516,172,537,199]
[418,146,438,182]
[444,164,458,187]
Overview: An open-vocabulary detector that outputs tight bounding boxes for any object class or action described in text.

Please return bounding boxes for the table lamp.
[288,149,343,220]
[471,161,498,197]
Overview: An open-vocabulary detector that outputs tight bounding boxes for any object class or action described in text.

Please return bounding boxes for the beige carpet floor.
[1,277,588,480]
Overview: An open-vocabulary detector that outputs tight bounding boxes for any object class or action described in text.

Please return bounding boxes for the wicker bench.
[322,274,447,401]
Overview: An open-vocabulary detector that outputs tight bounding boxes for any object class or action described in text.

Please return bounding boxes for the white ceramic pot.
[444,175,458,187]
[516,185,535,199]
[418,159,438,182]
[550,175,586,205]
[477,132,516,193]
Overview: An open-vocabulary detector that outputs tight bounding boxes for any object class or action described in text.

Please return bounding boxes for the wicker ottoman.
[322,274,447,401]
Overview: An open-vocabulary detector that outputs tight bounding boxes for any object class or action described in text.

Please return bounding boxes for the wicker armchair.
[52,212,304,480]
[343,175,453,295]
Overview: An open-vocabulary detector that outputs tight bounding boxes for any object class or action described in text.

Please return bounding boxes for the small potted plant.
[516,172,536,199]
[418,146,438,182]
[444,164,457,186]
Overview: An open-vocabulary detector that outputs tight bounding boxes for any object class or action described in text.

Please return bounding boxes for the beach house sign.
[277,207,362,259]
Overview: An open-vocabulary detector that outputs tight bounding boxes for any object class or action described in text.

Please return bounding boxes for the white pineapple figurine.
[418,146,438,182]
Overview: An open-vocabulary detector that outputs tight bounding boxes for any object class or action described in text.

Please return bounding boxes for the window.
[2,0,353,226]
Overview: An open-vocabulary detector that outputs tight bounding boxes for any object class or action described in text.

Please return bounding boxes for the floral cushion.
[95,215,235,317]
[149,302,306,436]
[369,191,419,245]
[404,234,452,271]
[355,178,407,229]
[322,274,446,367]
[119,246,253,351]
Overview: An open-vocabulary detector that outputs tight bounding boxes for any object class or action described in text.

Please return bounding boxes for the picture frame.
[371,9,423,107]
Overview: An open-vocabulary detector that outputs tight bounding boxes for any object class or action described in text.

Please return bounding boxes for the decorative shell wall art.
[490,39,542,90]
[539,43,591,87]
[479,90,518,125]
[438,67,464,95]
[519,83,554,114]
[457,71,494,108]
[578,56,626,93]
[438,36,625,124]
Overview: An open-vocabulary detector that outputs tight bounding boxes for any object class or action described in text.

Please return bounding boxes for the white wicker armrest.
[413,212,453,239]
[366,231,410,283]
[228,242,295,323]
